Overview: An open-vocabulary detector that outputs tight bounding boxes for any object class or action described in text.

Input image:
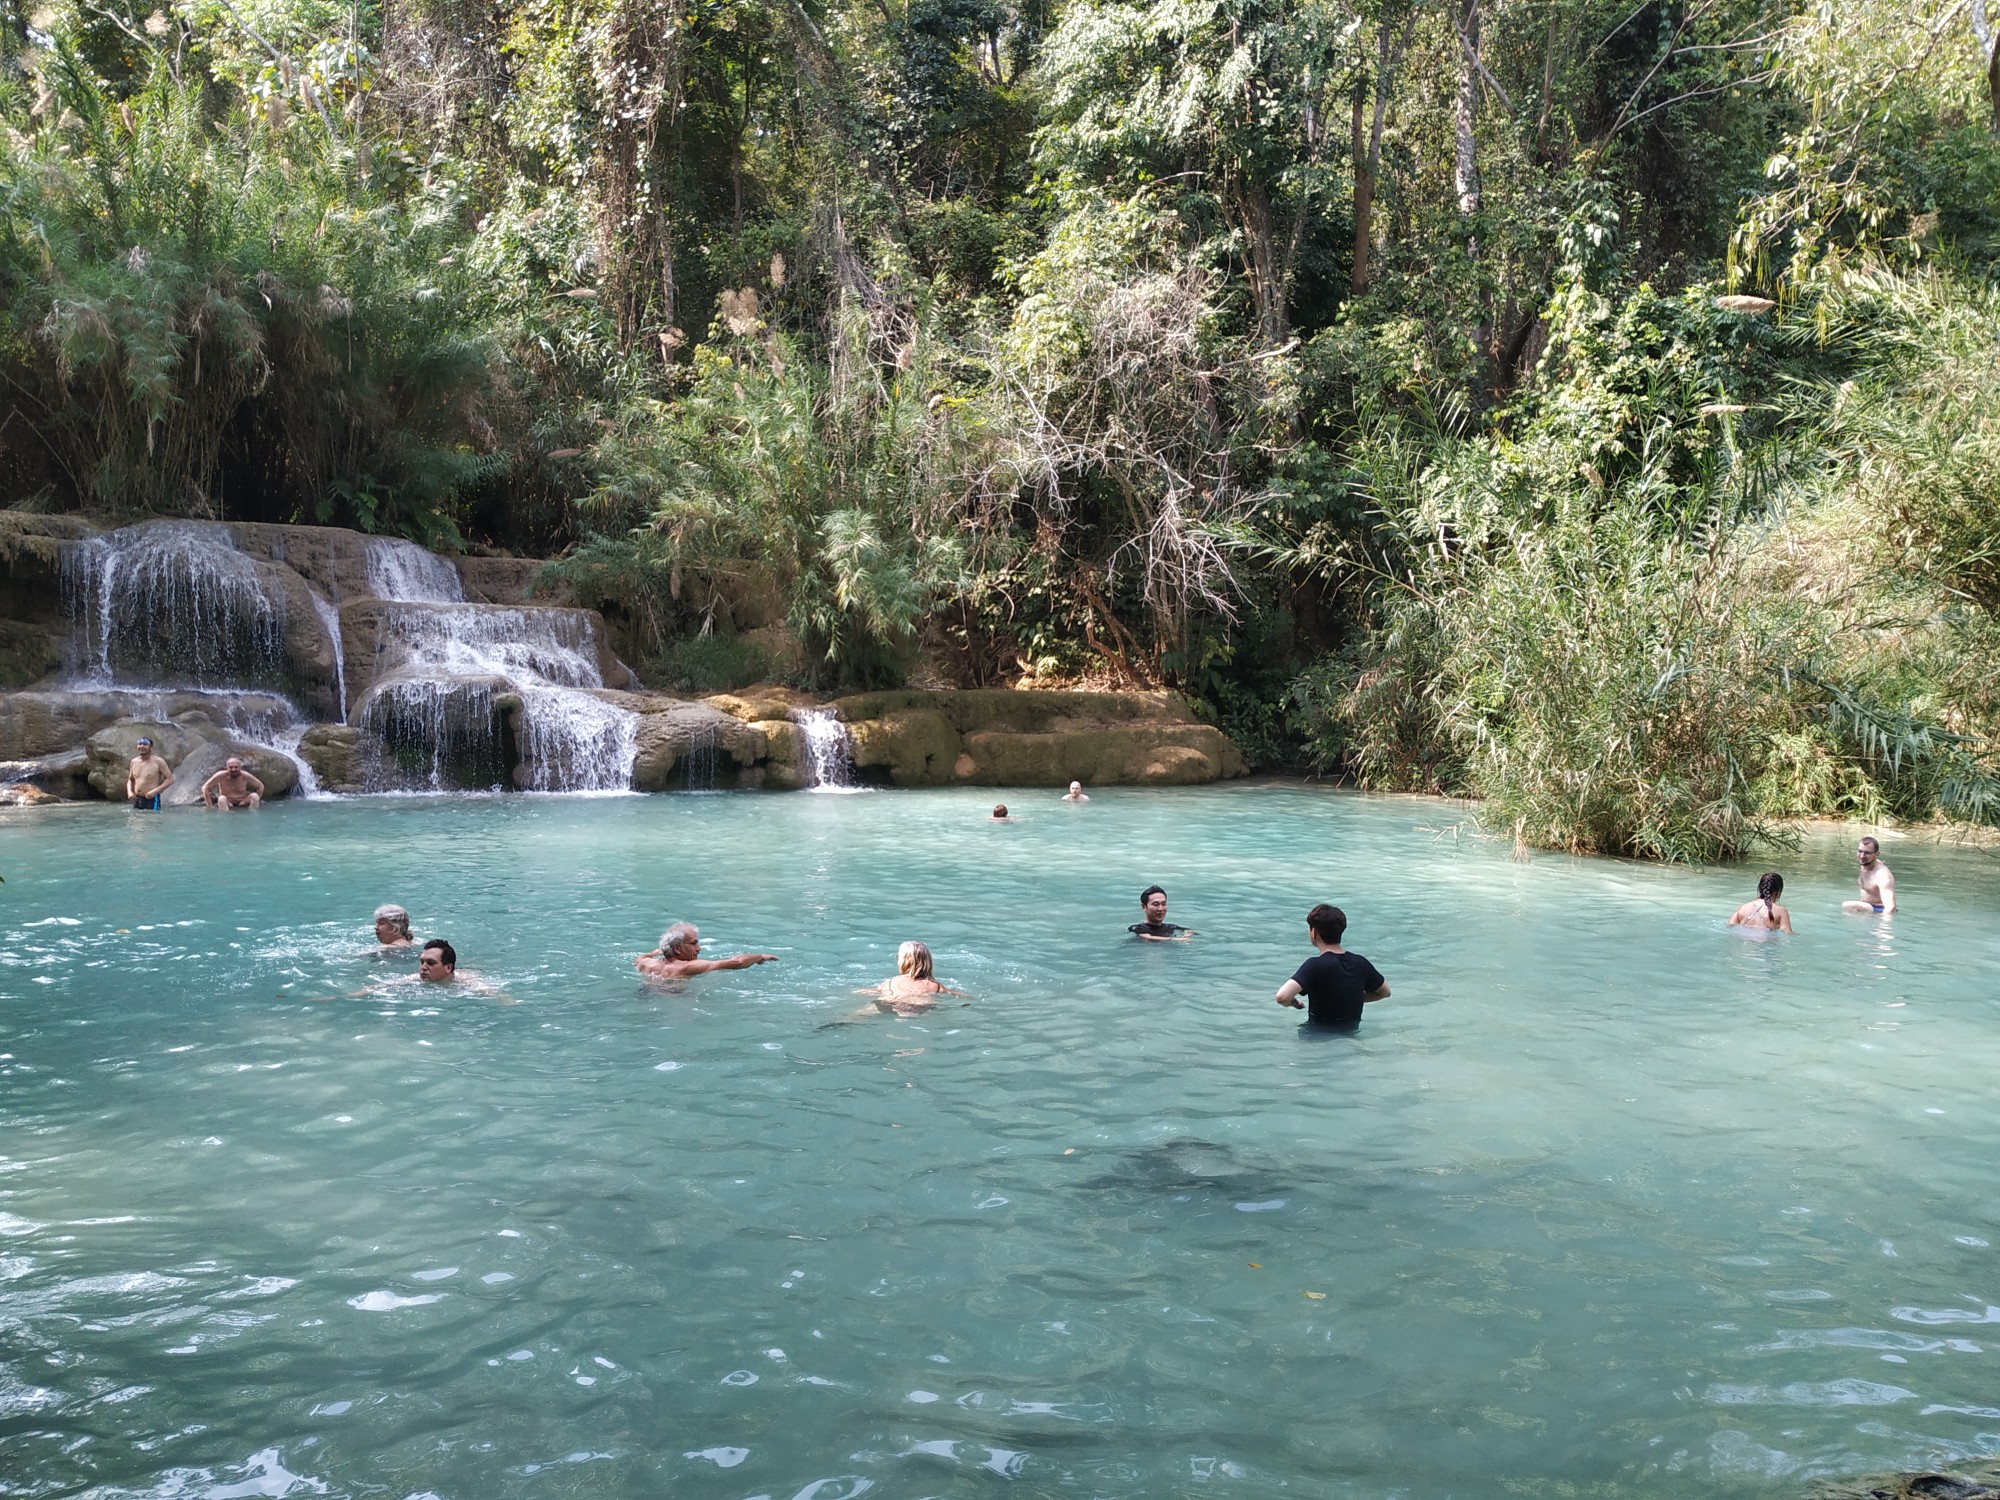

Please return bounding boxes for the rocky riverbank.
[0,513,1246,799]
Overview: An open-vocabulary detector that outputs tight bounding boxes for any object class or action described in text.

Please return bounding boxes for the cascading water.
[64,522,287,690]
[355,604,636,792]
[795,709,861,793]
[58,523,320,792]
[365,536,465,605]
[308,589,347,723]
[680,719,720,792]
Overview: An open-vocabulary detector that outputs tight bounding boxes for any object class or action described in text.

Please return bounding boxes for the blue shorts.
[131,794,161,810]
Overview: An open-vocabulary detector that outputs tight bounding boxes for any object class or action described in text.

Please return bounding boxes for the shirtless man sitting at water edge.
[1130,885,1195,941]
[201,757,264,810]
[125,738,173,810]
[636,922,778,982]
[1729,872,1795,933]
[1843,838,1897,915]
[854,940,966,1017]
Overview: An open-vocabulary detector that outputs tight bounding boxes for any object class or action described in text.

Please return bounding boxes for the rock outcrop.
[84,716,300,802]
[3,512,1250,798]
[729,688,1249,788]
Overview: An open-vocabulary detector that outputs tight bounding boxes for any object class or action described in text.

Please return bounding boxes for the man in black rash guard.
[1129,885,1195,942]
[1273,903,1389,1030]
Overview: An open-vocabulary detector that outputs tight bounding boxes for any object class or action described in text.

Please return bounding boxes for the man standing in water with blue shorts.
[125,737,174,810]
[1274,904,1389,1032]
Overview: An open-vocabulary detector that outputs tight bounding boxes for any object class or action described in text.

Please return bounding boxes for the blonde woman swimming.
[855,941,967,1016]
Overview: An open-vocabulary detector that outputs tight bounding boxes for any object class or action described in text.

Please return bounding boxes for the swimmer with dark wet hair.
[1843,838,1897,915]
[1729,873,1794,933]
[1129,885,1194,941]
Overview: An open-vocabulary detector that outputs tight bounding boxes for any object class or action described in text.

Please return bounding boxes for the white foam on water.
[346,1291,443,1311]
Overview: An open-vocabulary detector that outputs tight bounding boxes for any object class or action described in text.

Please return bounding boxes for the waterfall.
[795,709,861,793]
[365,537,465,604]
[680,719,719,792]
[355,603,637,792]
[63,522,287,690]
[308,588,347,723]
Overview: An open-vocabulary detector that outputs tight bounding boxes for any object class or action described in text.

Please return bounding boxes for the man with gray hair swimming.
[636,922,779,982]
[372,904,415,948]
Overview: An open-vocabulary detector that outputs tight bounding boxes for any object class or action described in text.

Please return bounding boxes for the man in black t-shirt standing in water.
[1274,904,1389,1030]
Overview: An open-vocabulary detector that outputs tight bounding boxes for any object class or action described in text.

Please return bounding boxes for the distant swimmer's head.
[657,922,699,960]
[897,941,934,981]
[1068,781,1083,796]
[1756,872,1783,907]
[418,939,457,982]
[1307,903,1347,945]
[1140,885,1168,923]
[373,904,413,943]
[991,804,1008,820]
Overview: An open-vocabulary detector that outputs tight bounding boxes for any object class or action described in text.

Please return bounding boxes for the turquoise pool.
[2,785,1998,1497]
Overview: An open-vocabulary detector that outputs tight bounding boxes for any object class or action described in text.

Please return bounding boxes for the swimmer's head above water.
[897,940,934,981]
[373,904,413,944]
[418,939,457,982]
[655,922,699,960]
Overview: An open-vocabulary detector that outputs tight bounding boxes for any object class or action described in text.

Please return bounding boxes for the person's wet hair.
[373,904,412,940]
[658,922,697,956]
[992,804,1007,818]
[1756,872,1783,916]
[1140,885,1166,906]
[897,941,934,980]
[1307,903,1347,944]
[1860,837,1880,853]
[422,939,457,971]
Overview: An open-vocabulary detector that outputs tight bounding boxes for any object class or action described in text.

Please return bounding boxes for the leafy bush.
[646,632,773,695]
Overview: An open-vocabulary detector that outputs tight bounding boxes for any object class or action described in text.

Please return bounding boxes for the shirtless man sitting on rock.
[1842,837,1897,915]
[125,737,174,810]
[201,757,264,810]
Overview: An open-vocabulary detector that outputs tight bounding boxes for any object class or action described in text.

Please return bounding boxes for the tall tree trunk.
[597,0,684,359]
[1236,179,1288,347]
[1976,0,2000,132]
[1454,0,1483,222]
[1350,19,1406,295]
[1351,81,1375,294]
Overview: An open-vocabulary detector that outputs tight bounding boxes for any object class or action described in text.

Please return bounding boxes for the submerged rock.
[1812,1463,2000,1499]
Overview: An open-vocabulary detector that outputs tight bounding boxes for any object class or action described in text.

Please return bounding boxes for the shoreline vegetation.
[1,0,1997,863]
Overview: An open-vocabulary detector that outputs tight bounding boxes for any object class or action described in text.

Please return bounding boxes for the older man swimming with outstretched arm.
[637,922,779,983]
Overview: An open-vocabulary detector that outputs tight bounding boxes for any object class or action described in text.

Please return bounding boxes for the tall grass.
[0,49,493,536]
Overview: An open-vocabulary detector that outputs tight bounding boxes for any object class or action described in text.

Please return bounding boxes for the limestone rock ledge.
[709,687,1247,788]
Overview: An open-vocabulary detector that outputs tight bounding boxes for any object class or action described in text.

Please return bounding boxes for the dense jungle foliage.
[1,0,1997,858]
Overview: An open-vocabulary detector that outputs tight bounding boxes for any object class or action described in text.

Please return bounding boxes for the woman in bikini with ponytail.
[1730,872,1795,933]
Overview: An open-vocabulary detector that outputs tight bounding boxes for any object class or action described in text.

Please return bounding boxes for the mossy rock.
[847,709,960,786]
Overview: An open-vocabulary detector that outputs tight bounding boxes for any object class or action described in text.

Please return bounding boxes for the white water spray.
[795,709,862,793]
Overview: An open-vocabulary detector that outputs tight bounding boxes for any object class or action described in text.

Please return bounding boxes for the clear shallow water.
[2,785,1998,1500]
